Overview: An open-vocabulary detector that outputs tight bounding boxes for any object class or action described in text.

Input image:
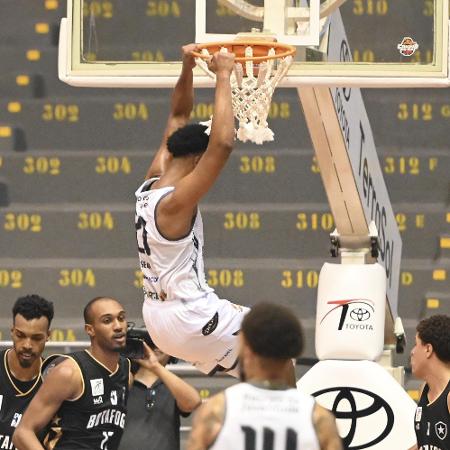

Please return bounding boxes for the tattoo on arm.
[188,394,225,450]
[314,405,343,450]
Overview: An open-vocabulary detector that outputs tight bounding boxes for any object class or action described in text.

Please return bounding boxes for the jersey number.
[100,431,114,450]
[135,216,151,256]
[241,425,298,450]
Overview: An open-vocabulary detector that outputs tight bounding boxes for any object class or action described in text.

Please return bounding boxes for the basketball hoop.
[193,41,296,145]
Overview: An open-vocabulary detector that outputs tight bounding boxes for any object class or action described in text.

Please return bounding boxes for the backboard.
[59,0,449,87]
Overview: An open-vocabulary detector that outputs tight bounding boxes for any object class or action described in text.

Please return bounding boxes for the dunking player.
[135,44,250,377]
[0,295,54,450]
[13,297,137,450]
[188,303,343,450]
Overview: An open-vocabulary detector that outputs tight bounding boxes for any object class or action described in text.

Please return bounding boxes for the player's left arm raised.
[447,390,450,413]
[160,51,235,214]
[145,44,198,180]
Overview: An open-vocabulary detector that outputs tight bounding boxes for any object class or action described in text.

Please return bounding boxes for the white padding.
[297,360,417,450]
[316,263,386,360]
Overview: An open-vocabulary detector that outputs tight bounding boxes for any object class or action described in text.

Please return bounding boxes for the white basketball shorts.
[142,292,249,377]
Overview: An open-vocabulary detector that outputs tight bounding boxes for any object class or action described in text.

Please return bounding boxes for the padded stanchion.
[315,263,386,361]
[297,360,417,450]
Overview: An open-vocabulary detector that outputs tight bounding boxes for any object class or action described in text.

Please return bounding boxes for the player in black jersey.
[13,296,145,450]
[0,294,54,450]
[410,314,450,450]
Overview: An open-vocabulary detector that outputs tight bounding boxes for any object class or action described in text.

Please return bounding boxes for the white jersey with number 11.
[211,383,320,450]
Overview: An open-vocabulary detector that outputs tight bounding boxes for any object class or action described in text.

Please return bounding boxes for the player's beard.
[110,332,127,352]
[17,351,36,368]
[96,332,126,353]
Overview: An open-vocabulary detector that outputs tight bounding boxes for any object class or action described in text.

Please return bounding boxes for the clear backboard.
[59,0,449,87]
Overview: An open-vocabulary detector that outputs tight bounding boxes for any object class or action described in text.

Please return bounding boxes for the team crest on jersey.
[90,378,104,396]
[435,421,447,440]
[110,390,118,405]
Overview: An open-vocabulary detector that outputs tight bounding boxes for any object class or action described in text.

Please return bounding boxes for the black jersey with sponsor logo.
[414,381,450,450]
[0,349,43,450]
[44,350,130,450]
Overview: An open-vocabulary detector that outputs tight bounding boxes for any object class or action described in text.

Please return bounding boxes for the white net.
[195,45,293,145]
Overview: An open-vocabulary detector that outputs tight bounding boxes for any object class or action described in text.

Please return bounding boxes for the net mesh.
[195,45,293,145]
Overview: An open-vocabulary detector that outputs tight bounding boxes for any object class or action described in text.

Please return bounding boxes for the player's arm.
[128,358,134,388]
[12,359,83,450]
[312,403,343,450]
[159,51,235,214]
[187,393,225,450]
[145,44,197,180]
[447,389,450,413]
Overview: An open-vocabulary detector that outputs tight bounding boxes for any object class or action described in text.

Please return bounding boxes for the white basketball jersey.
[211,383,320,450]
[135,178,213,302]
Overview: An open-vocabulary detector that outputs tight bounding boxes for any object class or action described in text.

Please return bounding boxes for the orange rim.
[192,41,296,63]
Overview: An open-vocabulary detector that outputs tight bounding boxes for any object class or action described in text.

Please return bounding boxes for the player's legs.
[142,293,249,376]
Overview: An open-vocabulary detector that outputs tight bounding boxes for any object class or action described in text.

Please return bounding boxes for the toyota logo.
[321,299,375,330]
[350,307,371,321]
[312,387,394,449]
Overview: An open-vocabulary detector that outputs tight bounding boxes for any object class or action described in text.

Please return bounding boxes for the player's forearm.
[187,399,223,450]
[144,62,194,179]
[153,365,201,412]
[12,426,45,450]
[208,72,234,152]
[145,145,173,179]
[187,435,207,450]
[323,436,344,450]
[314,406,343,450]
[187,411,208,450]
[171,63,194,119]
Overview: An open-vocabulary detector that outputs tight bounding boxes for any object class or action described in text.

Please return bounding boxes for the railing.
[0,340,320,375]
[0,340,221,376]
